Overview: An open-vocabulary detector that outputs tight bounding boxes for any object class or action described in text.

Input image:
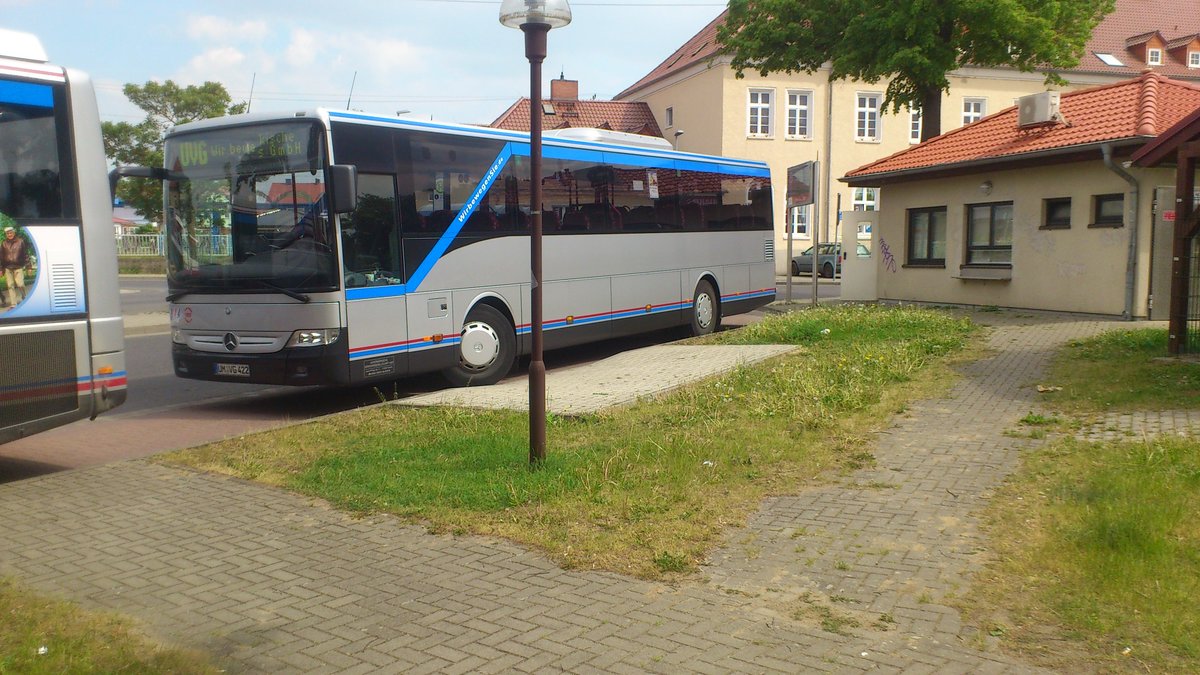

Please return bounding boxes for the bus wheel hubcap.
[696,294,713,328]
[460,321,500,369]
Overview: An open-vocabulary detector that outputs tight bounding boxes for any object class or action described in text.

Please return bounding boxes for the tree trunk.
[920,86,942,142]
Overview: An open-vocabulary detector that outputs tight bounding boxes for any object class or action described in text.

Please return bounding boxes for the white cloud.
[284,28,321,69]
[184,15,269,43]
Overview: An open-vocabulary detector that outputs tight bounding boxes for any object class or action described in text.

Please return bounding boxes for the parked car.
[791,242,871,278]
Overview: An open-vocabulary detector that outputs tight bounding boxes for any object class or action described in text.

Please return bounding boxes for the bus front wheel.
[443,304,516,387]
[690,279,720,337]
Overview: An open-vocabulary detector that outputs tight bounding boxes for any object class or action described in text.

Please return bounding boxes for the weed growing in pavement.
[964,327,1200,673]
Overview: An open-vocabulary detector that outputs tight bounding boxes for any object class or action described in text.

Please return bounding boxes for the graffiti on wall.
[879,238,897,273]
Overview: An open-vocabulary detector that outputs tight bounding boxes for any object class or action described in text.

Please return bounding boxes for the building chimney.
[551,75,578,101]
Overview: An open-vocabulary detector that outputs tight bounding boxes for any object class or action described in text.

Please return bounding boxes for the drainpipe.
[1102,143,1139,320]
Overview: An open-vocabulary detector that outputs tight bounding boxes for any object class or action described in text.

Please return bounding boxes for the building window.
[1147,48,1163,66]
[786,90,812,139]
[909,107,922,144]
[852,187,878,211]
[1095,52,1124,66]
[967,202,1013,265]
[855,93,881,142]
[1190,51,1200,68]
[1092,193,1124,227]
[907,206,946,265]
[665,106,674,128]
[788,205,809,238]
[748,89,773,138]
[962,98,986,125]
[1042,197,1072,229]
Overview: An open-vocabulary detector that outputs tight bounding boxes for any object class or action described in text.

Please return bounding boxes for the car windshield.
[162,121,337,294]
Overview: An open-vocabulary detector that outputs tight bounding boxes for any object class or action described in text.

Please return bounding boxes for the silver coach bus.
[0,29,126,443]
[159,110,775,387]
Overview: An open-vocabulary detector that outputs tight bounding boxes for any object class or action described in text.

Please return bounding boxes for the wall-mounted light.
[979,180,993,195]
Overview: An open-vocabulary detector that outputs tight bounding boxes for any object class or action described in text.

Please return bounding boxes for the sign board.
[786,161,816,207]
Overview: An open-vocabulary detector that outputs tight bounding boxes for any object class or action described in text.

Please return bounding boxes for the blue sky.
[2,0,726,125]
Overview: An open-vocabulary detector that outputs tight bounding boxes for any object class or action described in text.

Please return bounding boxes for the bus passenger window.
[342,173,399,287]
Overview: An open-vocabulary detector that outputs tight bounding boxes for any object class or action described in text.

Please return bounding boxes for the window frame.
[1041,197,1072,230]
[785,89,813,140]
[854,92,881,142]
[788,205,810,238]
[1147,48,1163,66]
[747,88,774,138]
[1091,193,1125,228]
[909,107,922,144]
[962,98,986,125]
[1189,51,1200,68]
[852,187,878,212]
[965,201,1013,266]
[906,206,947,267]
[665,106,674,128]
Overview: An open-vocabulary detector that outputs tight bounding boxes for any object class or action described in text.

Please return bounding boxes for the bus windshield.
[163,121,337,293]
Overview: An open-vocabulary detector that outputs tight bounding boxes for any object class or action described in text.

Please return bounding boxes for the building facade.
[615,1,1200,275]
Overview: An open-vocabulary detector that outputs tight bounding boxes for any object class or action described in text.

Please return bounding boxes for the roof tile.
[844,73,1200,181]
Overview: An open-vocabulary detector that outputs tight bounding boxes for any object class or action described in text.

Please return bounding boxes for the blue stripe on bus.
[0,80,53,108]
[345,142,515,301]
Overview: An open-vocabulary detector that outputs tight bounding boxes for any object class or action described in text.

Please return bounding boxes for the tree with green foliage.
[717,0,1115,141]
[102,81,246,225]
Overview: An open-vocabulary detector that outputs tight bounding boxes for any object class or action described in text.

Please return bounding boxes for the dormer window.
[1095,52,1124,66]
[1190,51,1200,68]
[1147,48,1163,65]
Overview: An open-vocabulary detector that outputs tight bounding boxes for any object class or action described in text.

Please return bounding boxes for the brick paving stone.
[0,309,1140,673]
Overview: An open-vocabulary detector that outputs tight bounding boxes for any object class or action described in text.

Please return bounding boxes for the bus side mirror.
[108,165,169,200]
[328,164,358,214]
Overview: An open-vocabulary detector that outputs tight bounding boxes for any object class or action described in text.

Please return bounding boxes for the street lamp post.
[500,0,572,466]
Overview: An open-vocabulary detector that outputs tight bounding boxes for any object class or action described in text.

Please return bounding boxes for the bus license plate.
[215,363,250,377]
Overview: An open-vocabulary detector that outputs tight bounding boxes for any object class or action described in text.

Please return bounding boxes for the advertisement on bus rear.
[0,220,86,319]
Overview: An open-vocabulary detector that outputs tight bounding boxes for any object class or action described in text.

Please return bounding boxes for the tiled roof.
[489,98,663,137]
[843,73,1200,183]
[615,11,726,99]
[617,0,1200,99]
[1083,0,1200,77]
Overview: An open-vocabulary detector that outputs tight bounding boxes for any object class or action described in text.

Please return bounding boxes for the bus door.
[341,173,410,382]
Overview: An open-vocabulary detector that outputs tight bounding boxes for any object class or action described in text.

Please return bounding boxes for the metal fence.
[114,234,231,257]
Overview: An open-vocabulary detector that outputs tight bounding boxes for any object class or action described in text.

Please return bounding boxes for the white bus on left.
[0,28,126,444]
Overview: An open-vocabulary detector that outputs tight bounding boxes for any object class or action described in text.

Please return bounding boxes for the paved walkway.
[0,311,1132,673]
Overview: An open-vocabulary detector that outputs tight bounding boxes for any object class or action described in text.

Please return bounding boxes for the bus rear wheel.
[443,304,516,387]
[690,279,720,336]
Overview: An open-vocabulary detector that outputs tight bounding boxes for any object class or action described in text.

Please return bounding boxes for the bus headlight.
[288,329,341,347]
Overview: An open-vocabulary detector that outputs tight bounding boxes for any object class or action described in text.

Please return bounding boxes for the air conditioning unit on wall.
[1018,91,1061,127]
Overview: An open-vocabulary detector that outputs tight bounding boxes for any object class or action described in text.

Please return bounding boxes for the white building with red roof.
[840,73,1200,318]
[614,0,1200,276]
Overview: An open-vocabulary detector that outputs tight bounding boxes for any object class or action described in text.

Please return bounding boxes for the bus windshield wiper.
[256,280,311,303]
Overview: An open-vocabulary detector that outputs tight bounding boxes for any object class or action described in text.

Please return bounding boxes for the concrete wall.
[867,161,1176,317]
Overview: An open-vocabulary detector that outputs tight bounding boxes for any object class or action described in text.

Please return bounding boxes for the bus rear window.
[0,79,70,219]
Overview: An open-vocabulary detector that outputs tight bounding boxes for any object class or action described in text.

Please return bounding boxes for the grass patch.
[0,577,216,674]
[1042,328,1200,411]
[965,327,1200,672]
[163,305,976,579]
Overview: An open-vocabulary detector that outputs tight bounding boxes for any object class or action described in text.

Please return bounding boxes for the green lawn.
[966,327,1200,672]
[163,304,977,578]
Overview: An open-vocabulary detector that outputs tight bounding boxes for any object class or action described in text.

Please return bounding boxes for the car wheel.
[821,261,834,278]
[690,279,720,336]
[442,304,516,387]
[791,260,800,276]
